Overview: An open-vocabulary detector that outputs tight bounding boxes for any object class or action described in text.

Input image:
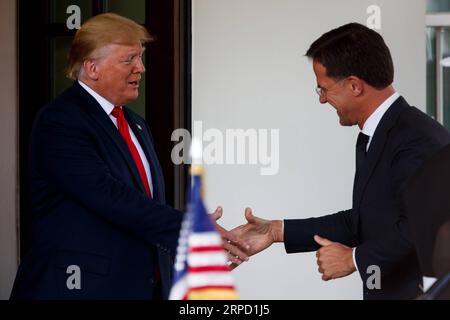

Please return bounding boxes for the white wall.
[192,0,426,299]
[0,0,18,300]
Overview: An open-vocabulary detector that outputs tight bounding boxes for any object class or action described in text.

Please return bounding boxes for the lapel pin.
[136,124,143,130]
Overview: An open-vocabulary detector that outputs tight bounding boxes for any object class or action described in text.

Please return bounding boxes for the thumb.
[244,207,256,223]
[210,206,223,221]
[314,235,333,247]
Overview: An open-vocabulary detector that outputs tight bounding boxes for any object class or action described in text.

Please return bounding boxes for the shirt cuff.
[352,247,359,272]
[423,277,437,292]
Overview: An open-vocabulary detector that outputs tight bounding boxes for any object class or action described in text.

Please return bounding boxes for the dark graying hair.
[306,23,394,89]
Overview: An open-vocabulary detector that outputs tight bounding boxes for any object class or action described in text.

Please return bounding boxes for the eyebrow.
[123,48,146,59]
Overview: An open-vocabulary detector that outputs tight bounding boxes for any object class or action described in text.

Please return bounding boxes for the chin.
[339,118,353,127]
[126,93,139,104]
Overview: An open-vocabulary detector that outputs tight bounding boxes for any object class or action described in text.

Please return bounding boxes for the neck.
[357,86,395,129]
[78,77,97,92]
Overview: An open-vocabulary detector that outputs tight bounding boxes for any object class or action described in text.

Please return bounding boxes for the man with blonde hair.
[10,13,246,300]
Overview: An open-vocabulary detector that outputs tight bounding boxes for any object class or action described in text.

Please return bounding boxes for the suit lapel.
[353,97,409,213]
[70,82,147,195]
[123,107,166,203]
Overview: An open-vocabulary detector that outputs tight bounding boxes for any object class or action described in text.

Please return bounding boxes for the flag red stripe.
[189,246,224,253]
[188,265,230,273]
[189,285,235,291]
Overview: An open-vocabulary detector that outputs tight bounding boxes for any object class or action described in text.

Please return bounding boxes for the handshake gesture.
[211,207,356,280]
[210,207,283,268]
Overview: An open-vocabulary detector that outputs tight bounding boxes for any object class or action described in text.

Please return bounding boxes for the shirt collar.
[78,80,120,116]
[362,92,400,138]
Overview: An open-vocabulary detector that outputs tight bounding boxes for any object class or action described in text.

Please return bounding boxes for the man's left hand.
[314,235,356,281]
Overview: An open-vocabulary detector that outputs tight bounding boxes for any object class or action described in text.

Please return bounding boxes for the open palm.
[230,208,279,257]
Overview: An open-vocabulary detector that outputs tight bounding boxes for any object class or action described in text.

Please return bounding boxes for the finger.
[244,207,256,223]
[217,225,251,251]
[227,252,243,265]
[216,223,237,242]
[322,274,332,281]
[228,263,238,271]
[316,248,327,258]
[210,206,223,221]
[314,235,333,247]
[227,258,241,271]
[223,241,249,261]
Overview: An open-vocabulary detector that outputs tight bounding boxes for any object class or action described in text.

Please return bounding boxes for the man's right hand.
[230,208,283,258]
[210,207,250,269]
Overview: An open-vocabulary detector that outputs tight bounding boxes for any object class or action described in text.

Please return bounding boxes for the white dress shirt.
[361,92,400,150]
[352,92,400,271]
[78,80,154,196]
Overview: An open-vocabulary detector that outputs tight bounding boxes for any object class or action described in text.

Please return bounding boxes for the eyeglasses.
[315,79,345,97]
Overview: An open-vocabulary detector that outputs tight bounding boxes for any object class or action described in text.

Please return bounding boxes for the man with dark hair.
[306,22,394,90]
[231,22,450,299]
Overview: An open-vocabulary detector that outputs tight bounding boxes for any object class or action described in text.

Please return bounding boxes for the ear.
[82,59,100,81]
[348,76,364,96]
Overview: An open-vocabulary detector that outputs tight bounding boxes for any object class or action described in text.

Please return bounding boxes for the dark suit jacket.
[10,82,183,299]
[283,97,450,300]
[404,144,450,278]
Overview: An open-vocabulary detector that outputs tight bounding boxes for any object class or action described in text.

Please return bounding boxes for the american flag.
[169,170,238,300]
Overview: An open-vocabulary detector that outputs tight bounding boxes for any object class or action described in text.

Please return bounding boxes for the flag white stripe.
[189,232,223,247]
[169,276,188,300]
[188,272,235,288]
[188,252,228,267]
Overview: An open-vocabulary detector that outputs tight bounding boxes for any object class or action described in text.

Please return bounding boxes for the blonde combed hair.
[66,13,153,80]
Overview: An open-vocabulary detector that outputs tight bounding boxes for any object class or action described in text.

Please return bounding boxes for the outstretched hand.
[229,208,283,257]
[210,207,250,269]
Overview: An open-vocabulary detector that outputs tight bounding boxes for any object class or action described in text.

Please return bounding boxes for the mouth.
[128,80,140,88]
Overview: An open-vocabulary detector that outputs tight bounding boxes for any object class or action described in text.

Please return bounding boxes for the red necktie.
[111,106,152,198]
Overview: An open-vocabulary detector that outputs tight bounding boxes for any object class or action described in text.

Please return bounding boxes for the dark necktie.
[355,132,370,182]
[111,106,152,198]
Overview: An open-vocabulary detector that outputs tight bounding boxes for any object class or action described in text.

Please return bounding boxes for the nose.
[134,57,145,73]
